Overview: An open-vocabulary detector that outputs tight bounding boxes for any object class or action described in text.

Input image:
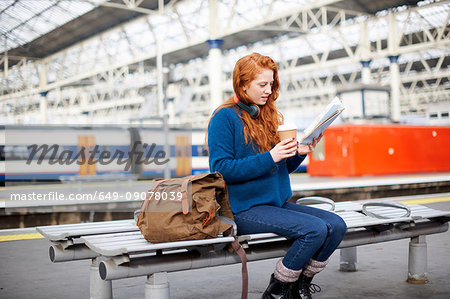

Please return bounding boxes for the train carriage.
[1,125,305,182]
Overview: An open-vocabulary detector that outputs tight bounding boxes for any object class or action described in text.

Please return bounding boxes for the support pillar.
[207,39,224,114]
[340,247,357,272]
[387,11,401,123]
[407,236,429,284]
[208,0,223,113]
[3,36,8,78]
[145,272,170,299]
[360,60,372,85]
[167,97,175,124]
[39,91,48,125]
[359,19,371,85]
[157,0,165,118]
[389,55,401,122]
[39,60,49,124]
[156,31,164,118]
[90,258,113,299]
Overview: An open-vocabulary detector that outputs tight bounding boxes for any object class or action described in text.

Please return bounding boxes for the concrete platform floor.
[0,201,449,299]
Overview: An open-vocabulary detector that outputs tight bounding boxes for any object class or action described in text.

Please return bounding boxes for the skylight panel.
[0,0,100,53]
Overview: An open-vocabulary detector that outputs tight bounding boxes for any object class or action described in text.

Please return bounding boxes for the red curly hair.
[206,52,284,152]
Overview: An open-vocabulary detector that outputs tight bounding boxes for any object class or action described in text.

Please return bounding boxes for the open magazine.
[298,97,345,145]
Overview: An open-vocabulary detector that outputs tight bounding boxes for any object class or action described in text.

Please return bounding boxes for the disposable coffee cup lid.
[278,124,297,131]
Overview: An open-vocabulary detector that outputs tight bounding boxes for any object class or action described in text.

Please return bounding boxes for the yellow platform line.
[0,233,44,242]
[399,196,450,205]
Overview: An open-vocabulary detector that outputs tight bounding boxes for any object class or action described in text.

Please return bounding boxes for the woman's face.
[245,68,274,106]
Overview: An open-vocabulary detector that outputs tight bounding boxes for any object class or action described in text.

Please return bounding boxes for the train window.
[0,146,4,161]
[55,146,67,159]
[441,112,449,118]
[4,145,29,160]
[29,144,62,161]
[99,146,111,159]
[197,145,208,156]
[429,113,438,118]
[4,144,72,161]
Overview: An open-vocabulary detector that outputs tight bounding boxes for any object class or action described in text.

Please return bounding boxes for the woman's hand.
[297,133,323,156]
[270,138,298,163]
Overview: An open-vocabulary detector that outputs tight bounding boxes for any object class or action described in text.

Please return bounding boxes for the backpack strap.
[140,179,169,213]
[213,173,234,221]
[230,228,248,299]
[219,216,237,234]
[180,176,192,215]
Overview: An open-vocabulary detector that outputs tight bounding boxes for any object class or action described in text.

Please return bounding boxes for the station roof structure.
[0,0,448,125]
[1,0,178,62]
[1,0,422,65]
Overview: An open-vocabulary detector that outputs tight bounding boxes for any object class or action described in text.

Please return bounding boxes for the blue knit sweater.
[208,107,306,213]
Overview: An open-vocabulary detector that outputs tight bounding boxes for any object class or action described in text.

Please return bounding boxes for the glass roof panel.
[0,0,103,53]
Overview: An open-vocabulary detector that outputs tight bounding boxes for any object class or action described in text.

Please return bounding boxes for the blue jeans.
[233,202,347,271]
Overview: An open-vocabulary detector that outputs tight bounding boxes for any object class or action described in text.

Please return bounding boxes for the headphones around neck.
[233,94,260,118]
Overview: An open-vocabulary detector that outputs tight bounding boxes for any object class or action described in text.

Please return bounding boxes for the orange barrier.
[307,124,450,177]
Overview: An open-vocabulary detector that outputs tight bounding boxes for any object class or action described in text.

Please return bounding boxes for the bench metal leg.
[145,272,170,299]
[340,247,357,271]
[407,236,429,284]
[90,259,113,299]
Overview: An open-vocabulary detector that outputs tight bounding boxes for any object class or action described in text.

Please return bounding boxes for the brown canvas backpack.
[136,172,234,243]
[136,172,248,299]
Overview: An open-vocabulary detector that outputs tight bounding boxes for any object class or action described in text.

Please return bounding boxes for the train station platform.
[2,172,449,206]
[0,194,449,299]
[1,172,450,228]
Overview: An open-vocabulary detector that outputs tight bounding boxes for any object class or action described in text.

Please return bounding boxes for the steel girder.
[0,0,448,124]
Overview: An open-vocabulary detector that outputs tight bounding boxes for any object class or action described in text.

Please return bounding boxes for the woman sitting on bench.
[207,52,347,299]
